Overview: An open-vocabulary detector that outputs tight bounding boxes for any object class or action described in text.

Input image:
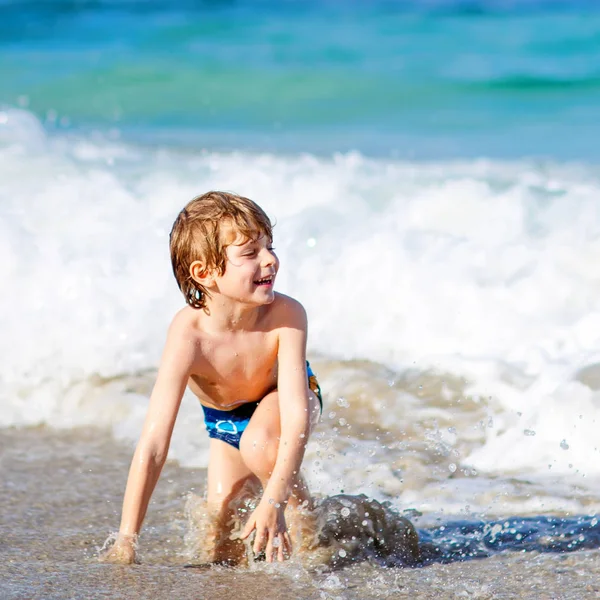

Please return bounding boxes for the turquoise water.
[2,0,600,157]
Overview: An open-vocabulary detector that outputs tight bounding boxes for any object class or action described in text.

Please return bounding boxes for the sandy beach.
[3,426,600,600]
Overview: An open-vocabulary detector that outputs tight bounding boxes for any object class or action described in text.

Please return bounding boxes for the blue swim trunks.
[201,361,323,450]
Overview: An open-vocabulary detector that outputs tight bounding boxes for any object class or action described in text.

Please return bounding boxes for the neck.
[202,295,264,333]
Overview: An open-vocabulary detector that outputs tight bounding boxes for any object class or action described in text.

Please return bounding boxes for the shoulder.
[270,292,307,329]
[164,307,204,356]
[168,306,201,336]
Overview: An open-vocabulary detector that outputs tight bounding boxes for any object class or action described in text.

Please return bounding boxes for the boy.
[101,191,322,565]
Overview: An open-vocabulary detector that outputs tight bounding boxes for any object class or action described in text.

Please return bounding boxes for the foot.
[98,534,138,565]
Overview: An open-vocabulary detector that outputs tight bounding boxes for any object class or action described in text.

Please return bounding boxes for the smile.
[254,276,274,286]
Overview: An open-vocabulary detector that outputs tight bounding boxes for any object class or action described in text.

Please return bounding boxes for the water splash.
[185,489,417,568]
[184,485,600,570]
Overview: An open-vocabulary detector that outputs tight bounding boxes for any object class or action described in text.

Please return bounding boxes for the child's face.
[214,228,279,305]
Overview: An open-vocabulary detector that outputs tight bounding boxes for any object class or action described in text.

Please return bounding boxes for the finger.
[277,535,285,562]
[253,528,267,555]
[241,519,256,540]
[265,533,274,563]
[282,531,293,558]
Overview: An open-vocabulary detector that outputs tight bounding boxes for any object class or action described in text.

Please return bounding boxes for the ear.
[189,260,215,288]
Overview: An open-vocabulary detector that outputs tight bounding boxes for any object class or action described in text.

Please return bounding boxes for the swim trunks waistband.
[202,360,323,450]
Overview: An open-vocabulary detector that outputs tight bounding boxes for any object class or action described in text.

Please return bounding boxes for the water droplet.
[362,520,368,526]
[524,429,536,436]
[341,508,350,517]
[272,536,281,548]
[449,463,457,473]
[336,397,349,408]
[323,575,342,589]
[560,439,570,450]
[338,549,347,558]
[328,411,336,419]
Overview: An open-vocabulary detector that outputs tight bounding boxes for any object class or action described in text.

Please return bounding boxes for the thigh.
[206,438,258,506]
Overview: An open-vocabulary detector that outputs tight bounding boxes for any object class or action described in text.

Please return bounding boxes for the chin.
[259,293,276,305]
[240,291,275,307]
[255,289,276,305]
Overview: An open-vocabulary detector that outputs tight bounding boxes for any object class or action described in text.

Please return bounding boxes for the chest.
[191,330,279,401]
[211,333,277,377]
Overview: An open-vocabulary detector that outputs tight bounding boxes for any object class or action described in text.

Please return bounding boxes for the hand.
[98,534,138,565]
[241,498,292,562]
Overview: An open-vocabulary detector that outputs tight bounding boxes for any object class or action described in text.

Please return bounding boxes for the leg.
[207,438,257,507]
[204,439,261,564]
[239,390,321,554]
[239,389,321,507]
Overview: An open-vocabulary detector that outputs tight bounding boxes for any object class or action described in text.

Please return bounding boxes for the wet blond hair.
[169,191,273,309]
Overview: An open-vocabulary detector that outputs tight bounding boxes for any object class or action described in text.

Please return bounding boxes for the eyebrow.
[235,235,269,248]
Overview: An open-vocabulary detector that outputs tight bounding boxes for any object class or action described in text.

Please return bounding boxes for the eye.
[268,246,276,252]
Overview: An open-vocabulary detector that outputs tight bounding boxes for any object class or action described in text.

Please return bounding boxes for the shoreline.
[3,425,600,599]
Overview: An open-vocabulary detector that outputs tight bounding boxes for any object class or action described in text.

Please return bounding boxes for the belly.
[187,365,278,410]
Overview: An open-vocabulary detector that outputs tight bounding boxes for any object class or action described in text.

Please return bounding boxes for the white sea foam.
[3,108,600,493]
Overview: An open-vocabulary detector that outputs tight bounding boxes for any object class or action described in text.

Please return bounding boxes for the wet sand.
[2,427,600,600]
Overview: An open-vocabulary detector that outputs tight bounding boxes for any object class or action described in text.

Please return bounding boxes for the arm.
[242,299,311,561]
[100,314,197,564]
[264,301,311,504]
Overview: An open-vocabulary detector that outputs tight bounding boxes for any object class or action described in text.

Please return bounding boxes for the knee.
[240,425,279,478]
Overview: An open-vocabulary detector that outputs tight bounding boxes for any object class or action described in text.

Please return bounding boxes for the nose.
[261,247,278,268]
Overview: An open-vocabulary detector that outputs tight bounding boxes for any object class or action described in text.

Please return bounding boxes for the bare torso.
[181,299,283,410]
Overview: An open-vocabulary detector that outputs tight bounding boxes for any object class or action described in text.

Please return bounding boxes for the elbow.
[137,439,169,468]
[151,446,169,466]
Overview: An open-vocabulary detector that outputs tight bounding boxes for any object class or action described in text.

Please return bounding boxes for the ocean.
[3,0,600,598]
